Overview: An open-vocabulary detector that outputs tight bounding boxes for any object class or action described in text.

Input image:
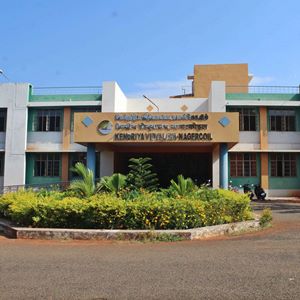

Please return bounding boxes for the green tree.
[97,173,127,196]
[68,162,95,198]
[170,174,195,196]
[126,157,159,191]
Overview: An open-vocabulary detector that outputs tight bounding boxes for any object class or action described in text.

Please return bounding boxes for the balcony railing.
[31,86,102,95]
[226,85,300,94]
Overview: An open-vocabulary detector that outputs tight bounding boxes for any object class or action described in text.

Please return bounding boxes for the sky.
[0,0,300,97]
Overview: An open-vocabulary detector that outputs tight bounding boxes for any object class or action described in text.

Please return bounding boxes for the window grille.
[270,153,296,177]
[269,109,296,131]
[0,152,4,176]
[230,153,257,177]
[229,107,258,131]
[0,109,7,132]
[34,153,60,177]
[33,110,62,131]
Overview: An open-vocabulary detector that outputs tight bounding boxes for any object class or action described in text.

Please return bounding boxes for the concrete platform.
[0,219,260,241]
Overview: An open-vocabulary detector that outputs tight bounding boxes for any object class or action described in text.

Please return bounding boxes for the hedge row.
[0,190,252,229]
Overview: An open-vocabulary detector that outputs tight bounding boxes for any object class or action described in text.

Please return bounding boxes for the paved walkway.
[0,201,299,300]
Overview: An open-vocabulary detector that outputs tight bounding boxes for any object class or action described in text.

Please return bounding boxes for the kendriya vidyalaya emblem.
[97,120,113,135]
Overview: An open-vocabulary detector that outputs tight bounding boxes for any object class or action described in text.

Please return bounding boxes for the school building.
[0,63,300,196]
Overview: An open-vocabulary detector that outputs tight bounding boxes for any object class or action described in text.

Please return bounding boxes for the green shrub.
[196,186,220,201]
[97,173,127,196]
[259,208,272,227]
[0,191,17,218]
[169,175,196,197]
[0,189,253,229]
[126,157,159,192]
[68,162,95,198]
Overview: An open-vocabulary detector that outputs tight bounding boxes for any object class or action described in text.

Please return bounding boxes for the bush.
[126,157,159,192]
[0,189,253,229]
[97,173,127,196]
[169,175,196,197]
[259,208,272,227]
[68,162,95,198]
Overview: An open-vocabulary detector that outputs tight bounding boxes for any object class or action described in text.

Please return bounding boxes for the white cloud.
[128,79,192,98]
[249,76,275,86]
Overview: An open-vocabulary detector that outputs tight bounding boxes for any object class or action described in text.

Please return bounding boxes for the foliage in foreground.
[259,208,273,227]
[169,175,196,196]
[126,157,159,192]
[98,173,127,196]
[67,157,159,198]
[0,189,253,230]
[68,162,95,198]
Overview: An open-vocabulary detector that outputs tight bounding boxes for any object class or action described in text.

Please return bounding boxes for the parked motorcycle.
[242,183,254,200]
[229,180,240,193]
[254,184,267,200]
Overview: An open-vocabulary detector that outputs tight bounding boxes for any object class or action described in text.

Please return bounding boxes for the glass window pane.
[244,161,250,176]
[251,161,256,176]
[40,161,46,176]
[53,161,60,176]
[49,116,55,131]
[277,161,283,177]
[230,161,236,177]
[271,161,276,176]
[249,116,256,131]
[237,161,243,176]
[244,116,250,131]
[270,116,275,131]
[47,161,53,176]
[55,116,60,131]
[0,110,6,132]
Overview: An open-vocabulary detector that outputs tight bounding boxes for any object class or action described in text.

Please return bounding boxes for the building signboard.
[74,112,239,143]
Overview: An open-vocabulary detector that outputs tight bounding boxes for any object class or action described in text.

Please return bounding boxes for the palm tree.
[170,175,195,196]
[69,162,95,198]
[97,173,127,196]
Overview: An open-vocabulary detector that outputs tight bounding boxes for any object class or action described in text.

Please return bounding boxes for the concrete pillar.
[259,107,269,191]
[61,153,69,182]
[212,144,220,189]
[259,107,268,150]
[87,143,96,178]
[100,151,114,177]
[62,107,71,150]
[261,153,269,190]
[208,81,226,112]
[102,82,127,113]
[2,83,29,186]
[220,143,228,189]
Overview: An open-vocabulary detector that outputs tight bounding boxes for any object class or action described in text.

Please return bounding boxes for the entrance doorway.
[114,152,212,187]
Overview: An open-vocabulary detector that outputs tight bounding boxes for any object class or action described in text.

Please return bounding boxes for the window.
[0,109,7,132]
[34,110,62,131]
[34,153,60,177]
[229,107,257,131]
[69,152,86,178]
[230,153,257,177]
[269,109,296,131]
[0,152,4,176]
[270,153,296,177]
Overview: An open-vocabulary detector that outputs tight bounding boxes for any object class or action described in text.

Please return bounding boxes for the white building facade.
[1,63,300,197]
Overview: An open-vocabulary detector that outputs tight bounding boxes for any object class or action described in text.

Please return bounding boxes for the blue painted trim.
[87,144,96,179]
[220,143,228,189]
